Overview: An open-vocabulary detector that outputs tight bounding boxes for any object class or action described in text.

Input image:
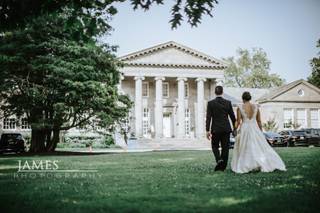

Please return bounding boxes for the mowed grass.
[0,148,319,213]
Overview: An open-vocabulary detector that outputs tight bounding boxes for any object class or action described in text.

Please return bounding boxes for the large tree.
[0,12,131,152]
[224,48,285,88]
[0,0,220,152]
[308,39,320,88]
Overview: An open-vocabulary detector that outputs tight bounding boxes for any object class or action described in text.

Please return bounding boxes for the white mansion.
[117,41,320,140]
[1,41,320,141]
[118,41,226,140]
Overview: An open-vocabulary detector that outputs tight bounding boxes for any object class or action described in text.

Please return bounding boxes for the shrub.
[60,132,115,149]
[104,134,114,147]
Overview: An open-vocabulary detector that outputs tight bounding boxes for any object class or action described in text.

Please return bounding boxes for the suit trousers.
[211,132,230,169]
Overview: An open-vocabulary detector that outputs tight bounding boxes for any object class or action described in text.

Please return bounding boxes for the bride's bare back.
[236,102,263,130]
[243,103,255,119]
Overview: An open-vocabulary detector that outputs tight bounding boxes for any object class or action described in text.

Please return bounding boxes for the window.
[185,108,191,136]
[142,82,149,97]
[3,118,16,130]
[310,109,319,128]
[92,119,102,130]
[184,83,189,98]
[163,82,169,98]
[283,108,293,128]
[297,89,305,97]
[142,108,150,136]
[21,118,31,129]
[297,109,306,128]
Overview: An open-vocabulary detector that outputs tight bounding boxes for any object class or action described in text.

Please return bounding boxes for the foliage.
[224,48,285,88]
[104,134,115,146]
[0,12,132,152]
[286,120,301,130]
[0,0,117,37]
[262,118,278,132]
[0,149,319,212]
[132,0,219,28]
[60,133,114,148]
[308,39,320,88]
[56,142,87,149]
[0,0,219,30]
[64,135,101,147]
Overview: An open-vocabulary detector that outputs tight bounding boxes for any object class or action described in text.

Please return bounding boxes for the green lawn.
[0,148,319,213]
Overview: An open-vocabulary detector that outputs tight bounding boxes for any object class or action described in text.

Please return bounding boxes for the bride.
[231,91,286,173]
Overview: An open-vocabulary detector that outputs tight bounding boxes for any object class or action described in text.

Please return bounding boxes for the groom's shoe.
[214,160,223,171]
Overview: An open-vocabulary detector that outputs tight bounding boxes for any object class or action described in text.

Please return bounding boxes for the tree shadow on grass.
[0,150,118,158]
[199,187,320,213]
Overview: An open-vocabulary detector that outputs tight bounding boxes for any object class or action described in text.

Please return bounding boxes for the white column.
[177,77,187,138]
[134,76,145,138]
[117,74,125,94]
[209,79,216,99]
[155,76,165,139]
[196,78,206,138]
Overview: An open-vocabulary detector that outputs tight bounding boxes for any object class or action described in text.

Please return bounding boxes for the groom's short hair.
[215,86,223,95]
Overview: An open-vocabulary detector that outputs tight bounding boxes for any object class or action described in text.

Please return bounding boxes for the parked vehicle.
[0,133,26,153]
[263,132,287,147]
[302,128,320,146]
[229,135,235,149]
[278,130,307,146]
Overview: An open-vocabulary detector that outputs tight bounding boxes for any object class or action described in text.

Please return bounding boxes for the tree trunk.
[29,128,46,153]
[44,129,52,151]
[46,129,60,152]
[29,108,47,153]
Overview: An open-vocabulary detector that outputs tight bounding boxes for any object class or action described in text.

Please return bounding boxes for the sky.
[102,0,320,83]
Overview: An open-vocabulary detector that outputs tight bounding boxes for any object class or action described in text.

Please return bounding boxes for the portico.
[118,41,227,140]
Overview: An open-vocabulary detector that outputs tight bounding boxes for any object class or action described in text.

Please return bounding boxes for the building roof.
[257,79,320,102]
[118,41,227,69]
[224,87,270,105]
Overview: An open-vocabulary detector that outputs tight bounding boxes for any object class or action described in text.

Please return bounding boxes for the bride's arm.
[235,107,242,130]
[256,108,263,131]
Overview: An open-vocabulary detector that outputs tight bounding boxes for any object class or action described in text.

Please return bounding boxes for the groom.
[206,86,236,171]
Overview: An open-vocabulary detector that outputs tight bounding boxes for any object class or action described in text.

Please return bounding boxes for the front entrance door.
[163,114,171,138]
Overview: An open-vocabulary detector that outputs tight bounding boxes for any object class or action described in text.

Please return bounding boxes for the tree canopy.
[223,48,285,88]
[0,0,219,31]
[0,11,131,152]
[308,39,320,88]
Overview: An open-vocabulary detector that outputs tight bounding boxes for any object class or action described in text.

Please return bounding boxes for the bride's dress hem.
[231,167,286,174]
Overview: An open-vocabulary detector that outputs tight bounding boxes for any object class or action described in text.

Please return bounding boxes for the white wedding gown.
[231,104,286,173]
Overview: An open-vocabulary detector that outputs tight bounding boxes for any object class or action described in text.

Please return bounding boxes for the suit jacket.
[206,97,236,134]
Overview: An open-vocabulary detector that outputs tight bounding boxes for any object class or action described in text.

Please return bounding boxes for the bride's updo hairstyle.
[242,91,252,102]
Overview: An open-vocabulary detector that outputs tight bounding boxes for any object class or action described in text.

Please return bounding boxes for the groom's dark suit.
[206,96,236,170]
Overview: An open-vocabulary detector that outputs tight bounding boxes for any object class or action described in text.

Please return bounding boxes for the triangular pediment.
[118,41,226,69]
[258,80,320,103]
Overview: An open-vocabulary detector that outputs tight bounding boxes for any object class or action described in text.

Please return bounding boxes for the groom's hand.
[206,132,212,141]
[232,129,237,137]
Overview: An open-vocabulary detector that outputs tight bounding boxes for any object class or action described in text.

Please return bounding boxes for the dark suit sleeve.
[206,102,212,132]
[228,101,236,128]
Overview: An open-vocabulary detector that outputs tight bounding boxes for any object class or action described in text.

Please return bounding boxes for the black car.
[0,133,26,153]
[303,128,320,146]
[279,130,307,146]
[229,135,235,149]
[263,132,287,147]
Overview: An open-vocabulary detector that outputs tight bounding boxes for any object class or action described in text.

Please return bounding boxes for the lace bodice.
[239,104,258,122]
